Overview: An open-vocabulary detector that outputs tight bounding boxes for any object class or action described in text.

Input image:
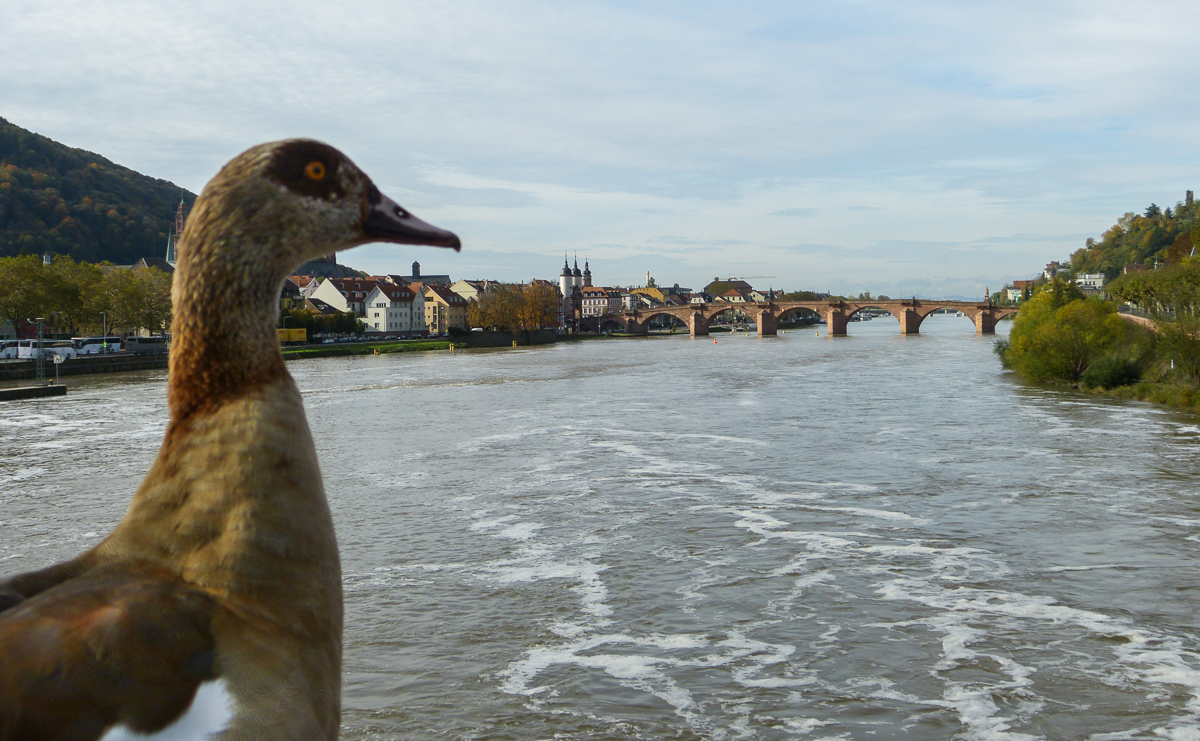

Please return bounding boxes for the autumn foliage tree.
[467,283,559,337]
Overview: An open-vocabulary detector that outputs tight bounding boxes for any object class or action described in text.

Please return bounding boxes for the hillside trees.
[1068,195,1200,280]
[0,116,195,263]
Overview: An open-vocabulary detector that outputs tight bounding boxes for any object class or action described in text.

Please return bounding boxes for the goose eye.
[305,161,327,181]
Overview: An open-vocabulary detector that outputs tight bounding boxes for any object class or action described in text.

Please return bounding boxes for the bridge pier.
[899,308,922,335]
[824,308,848,336]
[975,310,998,334]
[755,311,778,337]
[689,312,710,337]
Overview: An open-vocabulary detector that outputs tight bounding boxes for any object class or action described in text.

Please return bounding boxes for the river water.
[4,316,1200,740]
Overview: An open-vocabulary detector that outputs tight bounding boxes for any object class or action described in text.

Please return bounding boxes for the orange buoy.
[713,339,718,344]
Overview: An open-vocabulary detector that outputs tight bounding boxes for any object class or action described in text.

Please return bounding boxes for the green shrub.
[1081,354,1141,389]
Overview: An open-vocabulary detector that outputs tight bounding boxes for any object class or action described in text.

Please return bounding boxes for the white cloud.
[2,0,1199,296]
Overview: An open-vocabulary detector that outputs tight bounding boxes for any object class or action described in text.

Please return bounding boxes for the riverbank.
[282,340,459,359]
[1084,379,1200,413]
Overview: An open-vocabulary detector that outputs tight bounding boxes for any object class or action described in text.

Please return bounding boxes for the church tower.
[583,258,592,287]
[559,256,572,298]
[166,197,189,266]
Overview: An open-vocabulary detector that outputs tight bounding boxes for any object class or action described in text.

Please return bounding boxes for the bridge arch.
[598,317,626,333]
[843,304,920,334]
[777,306,822,324]
[704,305,750,326]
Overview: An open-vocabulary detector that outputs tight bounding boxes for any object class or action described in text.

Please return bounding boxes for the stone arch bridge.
[590,300,1018,337]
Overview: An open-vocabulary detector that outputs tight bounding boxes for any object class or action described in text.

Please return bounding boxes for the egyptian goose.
[0,140,460,740]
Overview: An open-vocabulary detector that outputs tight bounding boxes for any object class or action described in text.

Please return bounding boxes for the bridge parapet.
[608,299,1016,337]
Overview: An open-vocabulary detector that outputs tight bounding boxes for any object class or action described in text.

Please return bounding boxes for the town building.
[288,275,322,299]
[304,297,342,316]
[131,257,175,274]
[309,277,383,316]
[559,256,584,333]
[280,277,303,312]
[423,284,469,333]
[1042,261,1070,280]
[581,286,621,317]
[1075,273,1106,291]
[450,278,502,303]
[362,284,424,334]
[385,261,452,286]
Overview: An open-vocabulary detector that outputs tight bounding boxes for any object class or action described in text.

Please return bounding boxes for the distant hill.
[0,116,195,264]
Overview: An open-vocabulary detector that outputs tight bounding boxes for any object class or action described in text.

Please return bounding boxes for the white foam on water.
[803,505,930,525]
[879,569,1200,738]
[499,522,543,540]
[470,514,519,531]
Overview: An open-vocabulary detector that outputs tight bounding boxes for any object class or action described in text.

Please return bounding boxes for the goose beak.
[363,185,461,251]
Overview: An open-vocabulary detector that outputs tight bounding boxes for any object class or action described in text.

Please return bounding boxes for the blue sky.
[3,0,1198,298]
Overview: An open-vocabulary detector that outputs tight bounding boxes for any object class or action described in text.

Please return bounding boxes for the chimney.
[412,261,420,278]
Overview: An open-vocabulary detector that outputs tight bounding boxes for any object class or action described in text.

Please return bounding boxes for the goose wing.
[0,563,220,741]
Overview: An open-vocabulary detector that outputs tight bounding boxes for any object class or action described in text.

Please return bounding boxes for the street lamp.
[34,317,46,386]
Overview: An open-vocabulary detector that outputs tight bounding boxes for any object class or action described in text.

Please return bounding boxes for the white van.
[75,336,123,354]
[126,336,169,354]
[0,339,19,359]
[17,340,78,361]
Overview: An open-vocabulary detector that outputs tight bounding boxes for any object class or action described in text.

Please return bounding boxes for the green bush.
[1081,354,1141,389]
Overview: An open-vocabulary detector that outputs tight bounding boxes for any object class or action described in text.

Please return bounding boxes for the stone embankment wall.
[462,329,557,348]
[0,353,168,382]
[1118,312,1157,331]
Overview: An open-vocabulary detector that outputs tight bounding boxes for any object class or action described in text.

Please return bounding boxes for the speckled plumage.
[0,140,459,741]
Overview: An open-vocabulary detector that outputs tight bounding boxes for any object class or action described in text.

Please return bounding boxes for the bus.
[125,336,170,354]
[74,336,123,354]
[16,339,78,360]
[0,339,19,359]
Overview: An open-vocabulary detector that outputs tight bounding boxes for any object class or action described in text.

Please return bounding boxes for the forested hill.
[1069,193,1200,280]
[0,116,195,264]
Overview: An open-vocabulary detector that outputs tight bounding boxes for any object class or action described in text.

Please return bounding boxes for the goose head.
[168,140,459,424]
[179,138,459,283]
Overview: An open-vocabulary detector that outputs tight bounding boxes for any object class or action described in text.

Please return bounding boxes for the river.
[3,315,1200,740]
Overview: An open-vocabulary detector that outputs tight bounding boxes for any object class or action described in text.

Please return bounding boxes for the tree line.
[0,254,172,338]
[467,283,559,334]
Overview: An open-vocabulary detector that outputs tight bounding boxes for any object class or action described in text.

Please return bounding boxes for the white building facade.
[362,285,425,333]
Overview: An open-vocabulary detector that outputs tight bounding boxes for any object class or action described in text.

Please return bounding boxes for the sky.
[3,1,1199,299]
